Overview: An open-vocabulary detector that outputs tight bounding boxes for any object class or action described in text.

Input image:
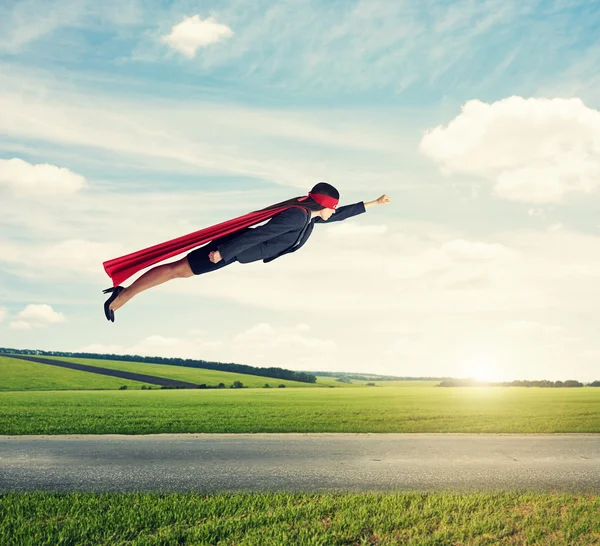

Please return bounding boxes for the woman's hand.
[209,250,223,263]
[364,194,391,209]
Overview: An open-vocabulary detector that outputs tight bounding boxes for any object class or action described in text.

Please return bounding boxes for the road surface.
[1,433,598,493]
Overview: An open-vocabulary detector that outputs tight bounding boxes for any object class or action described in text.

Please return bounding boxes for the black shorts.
[186,238,238,275]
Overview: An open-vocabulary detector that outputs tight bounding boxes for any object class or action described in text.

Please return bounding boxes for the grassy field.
[0,356,157,391]
[1,490,598,545]
[1,383,598,435]
[0,355,395,390]
[50,355,419,388]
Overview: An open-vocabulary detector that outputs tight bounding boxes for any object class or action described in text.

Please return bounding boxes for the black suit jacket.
[216,201,367,263]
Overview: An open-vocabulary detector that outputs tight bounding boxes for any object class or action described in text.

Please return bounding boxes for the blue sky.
[2,0,600,382]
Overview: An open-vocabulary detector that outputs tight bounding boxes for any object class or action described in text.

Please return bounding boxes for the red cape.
[103,203,308,287]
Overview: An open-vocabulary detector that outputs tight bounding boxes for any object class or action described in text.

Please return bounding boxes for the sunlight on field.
[1,383,599,435]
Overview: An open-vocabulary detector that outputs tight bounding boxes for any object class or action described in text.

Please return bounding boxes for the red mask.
[307,192,338,209]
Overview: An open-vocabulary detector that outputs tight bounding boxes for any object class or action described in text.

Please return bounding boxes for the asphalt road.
[1,433,598,493]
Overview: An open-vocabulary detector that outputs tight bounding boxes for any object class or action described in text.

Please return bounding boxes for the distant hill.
[0,347,316,384]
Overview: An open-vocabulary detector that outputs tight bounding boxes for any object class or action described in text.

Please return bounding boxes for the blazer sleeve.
[217,207,308,261]
[313,201,366,223]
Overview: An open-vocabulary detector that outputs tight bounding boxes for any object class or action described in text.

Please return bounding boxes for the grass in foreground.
[1,386,599,435]
[1,491,598,545]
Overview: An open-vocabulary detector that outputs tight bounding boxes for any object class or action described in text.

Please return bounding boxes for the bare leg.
[109,257,194,312]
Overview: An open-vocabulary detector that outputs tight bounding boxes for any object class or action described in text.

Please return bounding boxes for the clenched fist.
[376,194,391,205]
[209,250,222,263]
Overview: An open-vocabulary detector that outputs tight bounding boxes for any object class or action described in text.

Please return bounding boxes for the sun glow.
[463,354,503,383]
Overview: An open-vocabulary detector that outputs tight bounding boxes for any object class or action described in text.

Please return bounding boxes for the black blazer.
[216,201,367,263]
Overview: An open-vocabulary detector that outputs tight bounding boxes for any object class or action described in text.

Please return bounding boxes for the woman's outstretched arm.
[364,194,391,208]
[314,194,391,224]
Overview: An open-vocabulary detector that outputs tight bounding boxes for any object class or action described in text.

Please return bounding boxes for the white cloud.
[233,322,337,352]
[14,304,65,329]
[77,343,116,353]
[0,307,7,322]
[161,15,233,57]
[0,239,125,280]
[386,238,517,285]
[419,96,600,203]
[9,321,31,331]
[78,323,335,370]
[437,239,516,263]
[79,336,224,360]
[528,207,549,217]
[135,334,223,355]
[500,321,562,335]
[327,223,388,238]
[0,158,86,197]
[187,328,209,337]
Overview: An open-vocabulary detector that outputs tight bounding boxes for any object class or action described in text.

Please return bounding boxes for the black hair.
[254,182,340,213]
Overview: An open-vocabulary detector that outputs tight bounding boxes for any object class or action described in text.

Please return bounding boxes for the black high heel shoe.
[102,286,124,322]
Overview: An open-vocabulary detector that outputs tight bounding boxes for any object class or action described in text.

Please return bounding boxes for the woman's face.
[320,207,336,221]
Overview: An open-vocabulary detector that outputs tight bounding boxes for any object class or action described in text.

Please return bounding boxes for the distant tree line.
[305,371,452,381]
[0,347,317,384]
[438,379,598,388]
[129,381,288,390]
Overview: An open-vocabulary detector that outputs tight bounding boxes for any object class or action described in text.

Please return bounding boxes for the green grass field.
[1,382,598,435]
[0,355,390,390]
[1,490,598,545]
[0,356,157,391]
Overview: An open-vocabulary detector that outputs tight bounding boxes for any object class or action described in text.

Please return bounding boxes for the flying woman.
[102,182,391,322]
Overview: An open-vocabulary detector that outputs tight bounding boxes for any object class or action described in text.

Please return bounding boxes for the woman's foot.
[102,286,125,322]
